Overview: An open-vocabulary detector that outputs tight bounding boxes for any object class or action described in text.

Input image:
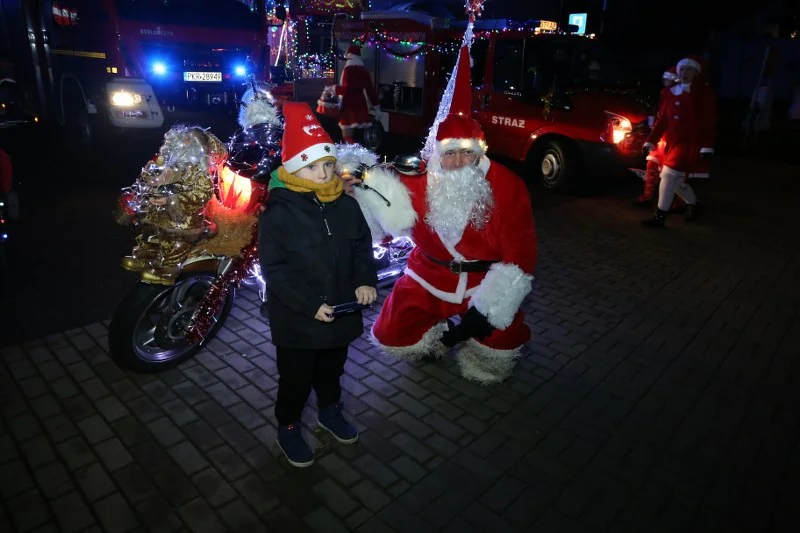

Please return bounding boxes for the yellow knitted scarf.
[276,165,343,203]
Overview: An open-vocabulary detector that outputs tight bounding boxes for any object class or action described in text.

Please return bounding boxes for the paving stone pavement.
[2,170,800,533]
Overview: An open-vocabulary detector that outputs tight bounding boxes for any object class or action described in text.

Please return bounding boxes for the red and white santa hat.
[435,45,487,155]
[346,44,361,59]
[677,55,703,74]
[281,102,337,174]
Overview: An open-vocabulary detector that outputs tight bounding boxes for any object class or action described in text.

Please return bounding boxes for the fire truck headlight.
[152,62,167,76]
[606,112,632,144]
[110,91,142,107]
[234,65,247,77]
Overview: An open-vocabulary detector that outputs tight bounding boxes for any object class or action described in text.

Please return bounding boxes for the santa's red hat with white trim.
[346,44,362,59]
[281,102,337,174]
[435,45,487,156]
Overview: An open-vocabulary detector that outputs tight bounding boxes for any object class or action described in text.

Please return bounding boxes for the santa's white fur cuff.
[354,166,416,237]
[370,321,449,361]
[470,262,533,329]
[457,339,519,385]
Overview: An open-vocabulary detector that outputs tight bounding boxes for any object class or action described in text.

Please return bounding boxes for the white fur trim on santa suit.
[469,262,533,330]
[677,57,702,73]
[283,143,338,174]
[353,166,417,237]
[437,137,488,156]
[456,339,520,385]
[340,57,364,84]
[370,320,449,361]
[404,267,479,304]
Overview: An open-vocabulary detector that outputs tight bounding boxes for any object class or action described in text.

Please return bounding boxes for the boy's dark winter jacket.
[258,187,377,349]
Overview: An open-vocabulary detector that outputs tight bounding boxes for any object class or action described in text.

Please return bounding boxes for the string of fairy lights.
[285,21,563,73]
[261,1,581,75]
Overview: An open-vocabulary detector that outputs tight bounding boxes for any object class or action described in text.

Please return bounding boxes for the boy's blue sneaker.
[277,424,315,468]
[317,403,359,444]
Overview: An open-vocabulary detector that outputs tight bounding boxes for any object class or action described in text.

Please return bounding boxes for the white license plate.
[183,71,222,82]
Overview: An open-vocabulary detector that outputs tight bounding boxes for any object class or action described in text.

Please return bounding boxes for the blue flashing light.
[234,65,247,77]
[153,62,167,75]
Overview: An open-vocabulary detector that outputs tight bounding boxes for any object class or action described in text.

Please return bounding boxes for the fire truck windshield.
[114,0,263,30]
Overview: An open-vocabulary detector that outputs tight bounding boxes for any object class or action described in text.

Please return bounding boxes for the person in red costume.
[635,66,680,206]
[642,55,716,227]
[0,148,11,195]
[336,45,380,144]
[352,45,537,385]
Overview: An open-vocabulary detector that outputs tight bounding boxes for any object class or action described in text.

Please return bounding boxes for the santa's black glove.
[458,307,495,341]
[700,151,713,160]
[440,319,467,348]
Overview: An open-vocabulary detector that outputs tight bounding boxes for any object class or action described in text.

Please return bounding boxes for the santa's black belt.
[423,252,498,273]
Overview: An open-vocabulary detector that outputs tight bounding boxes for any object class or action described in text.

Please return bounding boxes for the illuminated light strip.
[50,49,107,59]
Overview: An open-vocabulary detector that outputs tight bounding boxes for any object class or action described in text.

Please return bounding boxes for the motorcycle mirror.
[391,154,426,175]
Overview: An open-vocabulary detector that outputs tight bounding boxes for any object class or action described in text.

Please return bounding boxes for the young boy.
[258,102,378,467]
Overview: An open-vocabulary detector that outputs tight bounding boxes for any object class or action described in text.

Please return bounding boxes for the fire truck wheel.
[61,87,94,147]
[532,139,582,191]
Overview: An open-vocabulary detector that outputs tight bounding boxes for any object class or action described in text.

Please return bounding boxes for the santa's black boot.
[684,203,702,222]
[641,209,668,228]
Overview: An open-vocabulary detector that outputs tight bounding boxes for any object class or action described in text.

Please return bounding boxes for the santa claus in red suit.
[351,45,537,385]
[336,45,380,144]
[635,66,680,206]
[642,55,716,227]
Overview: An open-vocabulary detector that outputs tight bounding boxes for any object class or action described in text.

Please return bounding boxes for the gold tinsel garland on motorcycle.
[115,125,230,285]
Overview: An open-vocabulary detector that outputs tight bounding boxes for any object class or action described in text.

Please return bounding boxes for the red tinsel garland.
[184,217,260,346]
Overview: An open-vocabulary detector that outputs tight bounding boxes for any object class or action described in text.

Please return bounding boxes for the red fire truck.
[1,0,269,142]
[332,10,651,190]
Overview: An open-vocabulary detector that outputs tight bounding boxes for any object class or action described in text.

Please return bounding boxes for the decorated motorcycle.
[108,83,418,373]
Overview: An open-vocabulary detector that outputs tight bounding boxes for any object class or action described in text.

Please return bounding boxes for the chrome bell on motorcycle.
[391,154,426,175]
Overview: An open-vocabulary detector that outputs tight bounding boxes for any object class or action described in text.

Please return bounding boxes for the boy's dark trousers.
[275,345,349,425]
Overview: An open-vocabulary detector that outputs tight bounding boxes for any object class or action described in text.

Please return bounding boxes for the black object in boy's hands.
[329,301,371,317]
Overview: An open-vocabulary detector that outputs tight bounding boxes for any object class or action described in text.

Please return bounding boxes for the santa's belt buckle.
[448,261,463,273]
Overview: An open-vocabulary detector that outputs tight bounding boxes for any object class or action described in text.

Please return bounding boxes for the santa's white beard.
[425,157,493,247]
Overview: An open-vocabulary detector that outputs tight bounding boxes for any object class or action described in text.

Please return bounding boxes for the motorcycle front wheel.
[109,270,234,373]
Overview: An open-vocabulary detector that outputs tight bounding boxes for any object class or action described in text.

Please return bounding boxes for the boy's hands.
[355,286,377,305]
[314,288,376,322]
[315,303,335,322]
[339,172,363,194]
